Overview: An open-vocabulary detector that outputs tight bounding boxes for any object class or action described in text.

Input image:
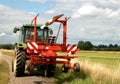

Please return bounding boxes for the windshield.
[24,27,48,42]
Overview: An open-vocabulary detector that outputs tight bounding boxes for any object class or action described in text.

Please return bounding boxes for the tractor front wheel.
[13,48,26,77]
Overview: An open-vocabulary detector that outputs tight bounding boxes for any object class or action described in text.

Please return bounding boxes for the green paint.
[16,42,27,48]
[23,24,44,27]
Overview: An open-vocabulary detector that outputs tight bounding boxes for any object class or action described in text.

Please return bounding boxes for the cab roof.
[23,24,44,27]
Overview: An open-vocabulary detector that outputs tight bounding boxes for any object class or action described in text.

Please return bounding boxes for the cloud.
[29,12,36,15]
[72,3,120,19]
[72,4,98,18]
[45,9,55,14]
[0,4,46,44]
[0,3,51,44]
[98,0,119,4]
[26,0,47,3]
[0,33,6,37]
[0,4,33,22]
[107,9,120,18]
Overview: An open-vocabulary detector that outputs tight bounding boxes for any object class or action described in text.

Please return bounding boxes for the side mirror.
[13,27,20,33]
[49,28,53,35]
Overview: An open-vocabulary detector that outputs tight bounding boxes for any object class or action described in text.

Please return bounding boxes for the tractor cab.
[22,24,50,42]
[14,24,53,43]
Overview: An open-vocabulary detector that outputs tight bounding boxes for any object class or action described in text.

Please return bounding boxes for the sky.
[0,0,120,45]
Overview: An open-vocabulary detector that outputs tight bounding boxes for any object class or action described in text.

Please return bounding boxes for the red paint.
[25,14,79,70]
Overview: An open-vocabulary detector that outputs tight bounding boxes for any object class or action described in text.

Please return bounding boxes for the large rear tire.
[13,48,26,77]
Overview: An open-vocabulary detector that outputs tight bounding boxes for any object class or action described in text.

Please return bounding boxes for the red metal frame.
[55,18,67,52]
[25,14,78,69]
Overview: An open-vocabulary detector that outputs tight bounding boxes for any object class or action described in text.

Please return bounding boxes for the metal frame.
[25,14,78,70]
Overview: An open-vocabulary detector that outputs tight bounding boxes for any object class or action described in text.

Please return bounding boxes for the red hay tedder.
[12,14,80,77]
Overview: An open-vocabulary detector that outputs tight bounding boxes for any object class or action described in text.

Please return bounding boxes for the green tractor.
[12,14,80,77]
[12,24,53,76]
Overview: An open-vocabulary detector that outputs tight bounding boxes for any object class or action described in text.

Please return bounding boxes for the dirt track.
[0,52,56,84]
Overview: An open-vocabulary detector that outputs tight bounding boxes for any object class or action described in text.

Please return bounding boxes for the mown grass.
[0,59,9,84]
[77,51,120,69]
[0,49,14,57]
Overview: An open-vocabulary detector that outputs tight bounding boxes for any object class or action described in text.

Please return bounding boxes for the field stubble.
[0,51,9,84]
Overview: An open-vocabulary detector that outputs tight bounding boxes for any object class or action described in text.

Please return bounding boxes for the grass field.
[77,51,120,69]
[76,51,120,84]
[0,57,9,84]
[1,50,120,84]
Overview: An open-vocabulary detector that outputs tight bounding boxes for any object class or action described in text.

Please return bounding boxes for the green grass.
[75,51,120,84]
[77,51,120,69]
[0,59,10,84]
[53,66,93,84]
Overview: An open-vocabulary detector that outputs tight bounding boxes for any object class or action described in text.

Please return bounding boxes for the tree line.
[0,41,120,51]
[0,44,15,50]
[77,41,120,51]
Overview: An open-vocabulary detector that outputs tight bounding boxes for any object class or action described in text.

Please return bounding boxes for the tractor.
[12,14,80,77]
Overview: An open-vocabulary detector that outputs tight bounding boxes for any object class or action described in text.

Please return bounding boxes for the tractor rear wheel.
[13,48,26,77]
